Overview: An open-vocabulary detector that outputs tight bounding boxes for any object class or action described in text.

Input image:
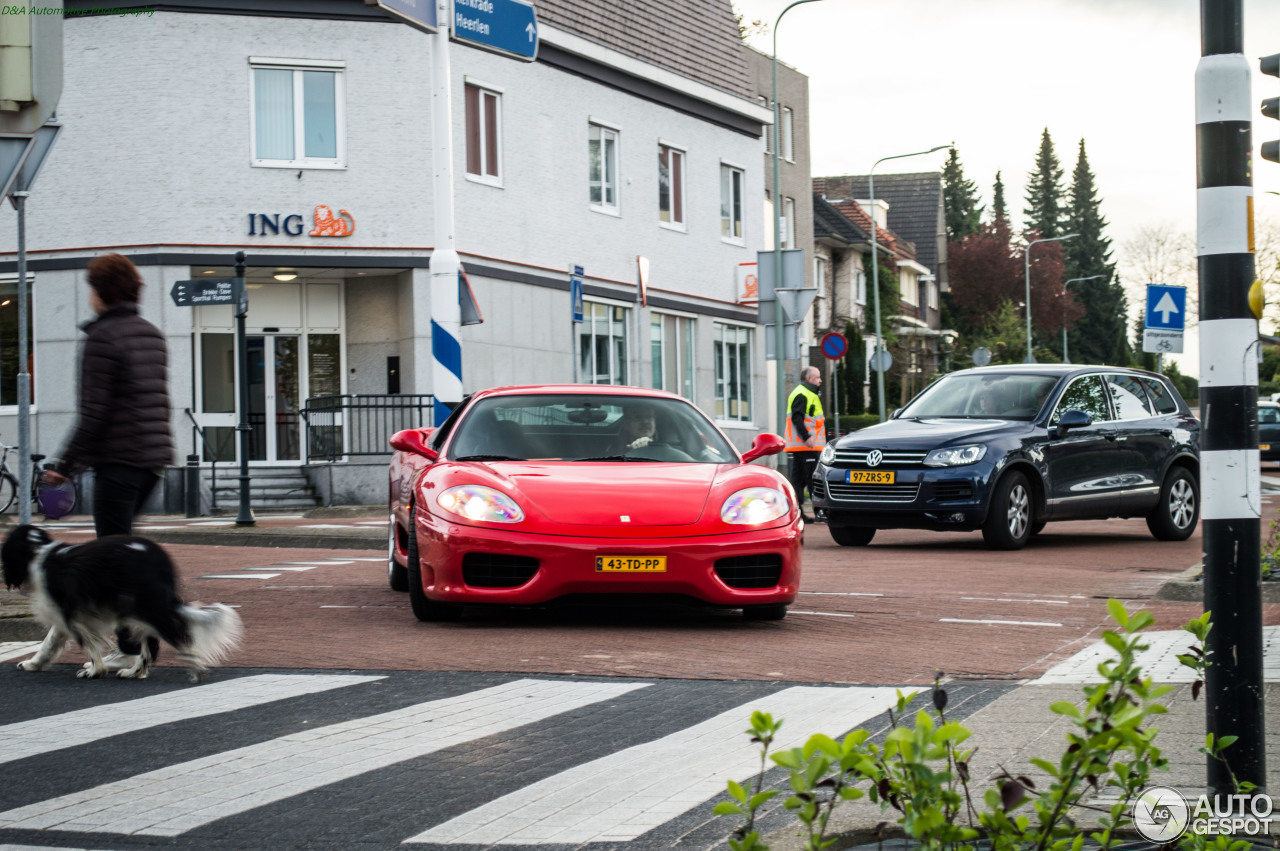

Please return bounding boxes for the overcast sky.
[732,0,1280,375]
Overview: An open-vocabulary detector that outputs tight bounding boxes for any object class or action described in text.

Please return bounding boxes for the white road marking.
[244,566,317,572]
[789,610,858,618]
[406,685,900,846]
[0,674,380,766]
[185,521,235,526]
[276,561,353,566]
[0,679,645,836]
[298,524,355,528]
[797,591,884,597]
[199,573,281,580]
[959,597,1069,605]
[0,642,44,662]
[0,844,116,850]
[939,618,1063,627]
[1036,625,1280,683]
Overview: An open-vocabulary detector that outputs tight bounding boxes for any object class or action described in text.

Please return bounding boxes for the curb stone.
[1156,562,1280,603]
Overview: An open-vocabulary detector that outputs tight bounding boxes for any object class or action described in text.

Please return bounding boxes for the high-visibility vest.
[784,384,826,452]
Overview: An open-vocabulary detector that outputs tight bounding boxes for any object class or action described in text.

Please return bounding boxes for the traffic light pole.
[1196,0,1264,793]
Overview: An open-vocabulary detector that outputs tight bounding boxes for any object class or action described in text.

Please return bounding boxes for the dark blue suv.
[811,365,1200,550]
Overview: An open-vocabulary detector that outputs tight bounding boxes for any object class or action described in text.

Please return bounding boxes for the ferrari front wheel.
[405,507,463,622]
[387,517,408,592]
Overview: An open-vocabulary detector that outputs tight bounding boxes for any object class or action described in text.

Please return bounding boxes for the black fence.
[302,394,435,462]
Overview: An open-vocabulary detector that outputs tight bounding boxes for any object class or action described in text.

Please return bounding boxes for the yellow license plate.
[595,555,667,573]
[1262,444,1271,451]
[847,470,896,484]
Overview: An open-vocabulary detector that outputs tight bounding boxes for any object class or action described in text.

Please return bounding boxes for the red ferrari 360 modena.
[387,385,802,621]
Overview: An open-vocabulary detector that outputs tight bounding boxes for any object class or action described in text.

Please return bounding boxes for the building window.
[579,301,628,384]
[658,144,686,229]
[465,82,501,184]
[251,60,344,168]
[720,164,744,242]
[589,123,619,212]
[651,313,695,400]
[0,278,34,407]
[758,96,770,153]
[781,106,794,162]
[928,280,938,310]
[714,323,751,422]
[855,267,866,306]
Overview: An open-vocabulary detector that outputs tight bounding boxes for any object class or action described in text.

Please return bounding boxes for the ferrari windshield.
[898,373,1060,421]
[447,394,739,463]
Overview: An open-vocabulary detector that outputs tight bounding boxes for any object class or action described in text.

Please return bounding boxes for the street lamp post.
[771,0,823,439]
[869,145,950,421]
[1023,233,1077,363]
[1061,274,1104,363]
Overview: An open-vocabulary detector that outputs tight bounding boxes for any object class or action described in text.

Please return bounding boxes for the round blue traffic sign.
[820,332,848,360]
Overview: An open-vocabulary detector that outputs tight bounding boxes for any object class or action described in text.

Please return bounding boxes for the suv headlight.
[923,444,988,467]
[437,485,525,522]
[721,487,790,525]
[819,444,836,465]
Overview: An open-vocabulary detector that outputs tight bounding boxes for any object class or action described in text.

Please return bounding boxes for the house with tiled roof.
[0,0,776,508]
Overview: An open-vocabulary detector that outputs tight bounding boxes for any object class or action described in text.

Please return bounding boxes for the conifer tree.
[991,171,1008,225]
[942,148,982,240]
[1023,129,1066,238]
[1062,139,1128,364]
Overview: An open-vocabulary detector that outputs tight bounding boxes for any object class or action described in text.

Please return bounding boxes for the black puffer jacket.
[57,303,174,474]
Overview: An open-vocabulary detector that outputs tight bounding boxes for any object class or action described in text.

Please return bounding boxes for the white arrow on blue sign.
[452,0,538,61]
[1144,284,1187,331]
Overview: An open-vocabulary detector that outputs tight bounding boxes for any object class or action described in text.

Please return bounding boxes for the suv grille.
[932,480,974,501]
[714,555,783,589]
[831,449,928,468]
[462,553,539,588]
[826,482,921,503]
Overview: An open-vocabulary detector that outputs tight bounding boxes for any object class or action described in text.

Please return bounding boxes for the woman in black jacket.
[44,252,175,671]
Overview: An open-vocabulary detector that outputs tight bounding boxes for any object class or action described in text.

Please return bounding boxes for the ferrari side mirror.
[390,428,439,461]
[741,432,786,464]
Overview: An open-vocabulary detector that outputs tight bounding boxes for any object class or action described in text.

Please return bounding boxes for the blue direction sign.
[367,0,437,33]
[453,0,538,61]
[1145,284,1187,331]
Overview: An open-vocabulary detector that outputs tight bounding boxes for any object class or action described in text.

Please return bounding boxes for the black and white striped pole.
[1196,0,1265,793]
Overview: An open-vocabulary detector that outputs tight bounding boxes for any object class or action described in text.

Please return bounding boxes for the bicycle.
[0,442,80,518]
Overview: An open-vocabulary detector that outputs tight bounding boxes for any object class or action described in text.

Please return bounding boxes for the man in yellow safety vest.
[784,365,825,522]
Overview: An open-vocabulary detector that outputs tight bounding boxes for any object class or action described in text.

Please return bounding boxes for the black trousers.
[93,464,162,657]
[788,451,821,510]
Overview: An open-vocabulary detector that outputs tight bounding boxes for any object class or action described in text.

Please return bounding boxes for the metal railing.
[184,408,221,512]
[302,394,435,462]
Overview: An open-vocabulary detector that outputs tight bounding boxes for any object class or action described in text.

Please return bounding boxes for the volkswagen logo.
[865,449,883,467]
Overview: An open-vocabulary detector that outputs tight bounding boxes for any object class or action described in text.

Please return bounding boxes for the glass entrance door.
[247,335,301,462]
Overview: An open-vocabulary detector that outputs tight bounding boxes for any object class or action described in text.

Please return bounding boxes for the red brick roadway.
[125,512,1279,688]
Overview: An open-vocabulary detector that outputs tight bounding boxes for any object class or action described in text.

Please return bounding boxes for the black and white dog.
[1,525,242,681]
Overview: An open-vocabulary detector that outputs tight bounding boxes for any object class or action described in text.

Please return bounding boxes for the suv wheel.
[1146,467,1199,541]
[829,525,876,546]
[981,471,1033,550]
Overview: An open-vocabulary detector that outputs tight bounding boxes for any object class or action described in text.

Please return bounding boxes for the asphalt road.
[3,513,1278,851]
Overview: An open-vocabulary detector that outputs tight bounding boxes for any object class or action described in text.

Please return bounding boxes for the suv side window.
[1050,375,1113,425]
[1105,374,1156,420]
[1139,377,1180,415]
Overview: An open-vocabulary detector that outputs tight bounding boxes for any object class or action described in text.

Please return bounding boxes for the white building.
[0,0,773,508]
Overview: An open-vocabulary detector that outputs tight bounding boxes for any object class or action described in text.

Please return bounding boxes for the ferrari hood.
[501,463,717,526]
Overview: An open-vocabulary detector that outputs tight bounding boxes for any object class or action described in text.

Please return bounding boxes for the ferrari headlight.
[923,444,988,467]
[437,485,524,523]
[721,487,790,525]
[819,444,836,465]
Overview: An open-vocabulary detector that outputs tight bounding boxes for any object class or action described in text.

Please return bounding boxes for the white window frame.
[650,311,696,400]
[658,141,687,231]
[714,322,753,424]
[464,78,503,186]
[782,196,796,248]
[579,299,629,384]
[720,162,745,245]
[781,106,794,162]
[758,96,771,153]
[249,57,346,169]
[589,120,621,215]
[854,267,866,306]
[0,275,36,412]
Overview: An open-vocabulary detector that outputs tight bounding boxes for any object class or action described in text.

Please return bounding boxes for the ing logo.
[310,205,355,237]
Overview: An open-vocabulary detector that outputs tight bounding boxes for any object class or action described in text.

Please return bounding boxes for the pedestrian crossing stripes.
[0,679,646,837]
[0,674,382,766]
[407,685,899,845]
[0,672,909,850]
[1035,625,1280,684]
